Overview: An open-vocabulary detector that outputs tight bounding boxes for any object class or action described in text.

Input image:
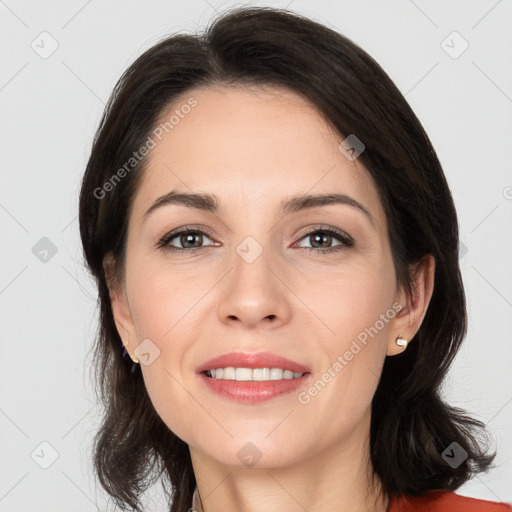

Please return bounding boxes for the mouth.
[198,369,312,403]
[196,351,312,403]
[201,368,310,381]
[196,351,311,376]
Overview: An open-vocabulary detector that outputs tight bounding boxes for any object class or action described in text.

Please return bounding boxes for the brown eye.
[177,232,205,249]
[295,228,353,254]
[157,228,216,252]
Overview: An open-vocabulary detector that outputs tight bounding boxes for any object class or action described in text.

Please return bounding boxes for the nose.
[217,245,292,330]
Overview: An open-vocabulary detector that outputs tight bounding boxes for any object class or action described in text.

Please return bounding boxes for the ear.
[103,253,138,359]
[387,254,435,356]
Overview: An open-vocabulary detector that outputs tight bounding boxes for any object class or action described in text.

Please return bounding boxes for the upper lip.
[196,352,311,374]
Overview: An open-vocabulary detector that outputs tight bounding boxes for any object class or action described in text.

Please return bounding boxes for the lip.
[196,351,311,374]
[199,372,312,404]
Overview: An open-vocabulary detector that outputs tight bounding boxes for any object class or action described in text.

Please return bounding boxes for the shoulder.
[389,490,512,512]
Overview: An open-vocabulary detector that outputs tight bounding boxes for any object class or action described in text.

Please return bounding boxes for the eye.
[156,225,354,254]
[295,227,354,254]
[157,226,217,252]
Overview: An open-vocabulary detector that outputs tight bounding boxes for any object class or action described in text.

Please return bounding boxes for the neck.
[189,408,389,512]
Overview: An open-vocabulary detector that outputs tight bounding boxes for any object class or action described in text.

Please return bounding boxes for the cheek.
[127,259,206,342]
[292,259,395,414]
[140,366,200,448]
[294,258,396,346]
[124,262,212,441]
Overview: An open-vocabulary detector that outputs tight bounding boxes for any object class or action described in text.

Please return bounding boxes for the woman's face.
[110,85,408,468]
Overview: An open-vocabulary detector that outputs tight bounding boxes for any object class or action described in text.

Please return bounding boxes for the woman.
[79,6,511,512]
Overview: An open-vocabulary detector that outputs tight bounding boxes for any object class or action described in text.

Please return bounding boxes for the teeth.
[207,367,305,381]
[253,368,270,381]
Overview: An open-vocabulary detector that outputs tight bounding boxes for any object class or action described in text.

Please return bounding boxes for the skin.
[105,85,435,512]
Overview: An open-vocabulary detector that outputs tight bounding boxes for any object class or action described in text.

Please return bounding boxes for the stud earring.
[396,335,408,350]
[123,345,139,364]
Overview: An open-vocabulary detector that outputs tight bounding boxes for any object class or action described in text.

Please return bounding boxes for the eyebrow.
[143,190,374,227]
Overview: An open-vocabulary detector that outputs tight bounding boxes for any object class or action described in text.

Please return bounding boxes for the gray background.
[1,0,511,510]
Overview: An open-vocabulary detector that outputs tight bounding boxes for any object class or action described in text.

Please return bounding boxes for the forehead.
[130,85,384,225]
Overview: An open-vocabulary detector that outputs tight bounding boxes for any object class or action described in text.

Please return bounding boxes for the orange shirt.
[389,490,512,511]
[191,486,511,511]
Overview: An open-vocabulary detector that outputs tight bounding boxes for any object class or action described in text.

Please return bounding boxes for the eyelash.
[156,225,354,255]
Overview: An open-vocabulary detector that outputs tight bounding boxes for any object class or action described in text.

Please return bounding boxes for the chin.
[202,437,304,469]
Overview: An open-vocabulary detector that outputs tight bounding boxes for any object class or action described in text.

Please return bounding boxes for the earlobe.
[387,254,435,356]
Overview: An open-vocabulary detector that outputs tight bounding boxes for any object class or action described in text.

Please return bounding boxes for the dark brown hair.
[79,6,495,511]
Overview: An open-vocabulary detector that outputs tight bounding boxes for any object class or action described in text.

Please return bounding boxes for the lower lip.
[198,372,311,403]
